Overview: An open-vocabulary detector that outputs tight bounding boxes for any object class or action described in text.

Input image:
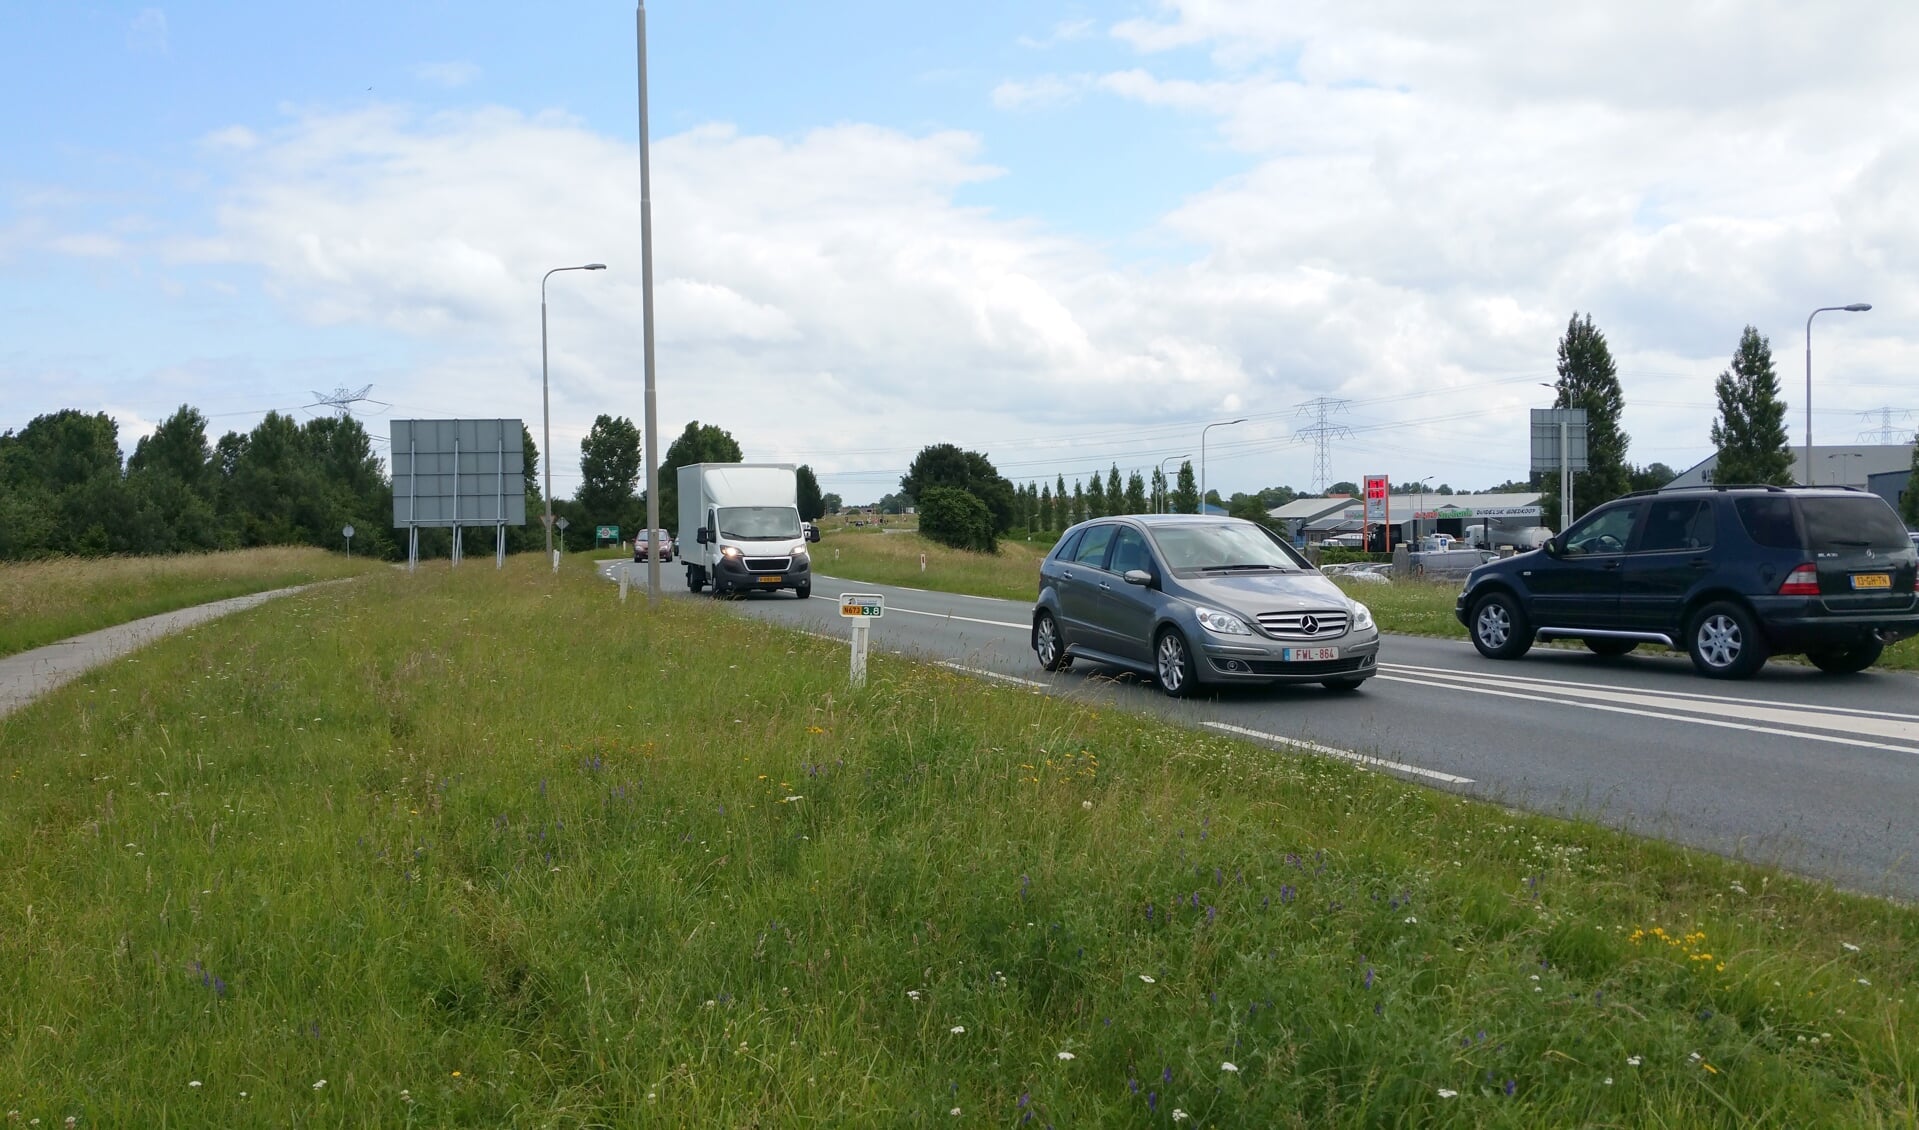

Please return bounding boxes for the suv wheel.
[1688,601,1768,679]
[1034,611,1072,672]
[1469,592,1533,660]
[1154,628,1197,698]
[1806,640,1882,675]
[1584,638,1638,657]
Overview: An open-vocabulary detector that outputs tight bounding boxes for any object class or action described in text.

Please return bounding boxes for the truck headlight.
[720,546,742,559]
[1193,606,1252,636]
[789,544,808,559]
[1351,601,1374,631]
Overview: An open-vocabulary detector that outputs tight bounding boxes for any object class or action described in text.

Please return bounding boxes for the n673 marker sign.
[839,593,884,618]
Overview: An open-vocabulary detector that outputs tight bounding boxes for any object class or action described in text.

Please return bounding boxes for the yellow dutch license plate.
[758,575,783,584]
[1850,573,1891,590]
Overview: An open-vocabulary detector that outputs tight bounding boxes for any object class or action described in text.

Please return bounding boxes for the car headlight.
[789,544,808,558]
[1351,601,1375,632]
[720,545,742,559]
[1193,606,1252,636]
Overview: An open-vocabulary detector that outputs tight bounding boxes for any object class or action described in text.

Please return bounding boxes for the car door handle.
[1690,558,1711,570]
[1604,560,1621,570]
[1098,581,1112,592]
[1062,570,1074,580]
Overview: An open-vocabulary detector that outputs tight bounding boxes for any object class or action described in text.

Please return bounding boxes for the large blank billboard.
[391,419,527,527]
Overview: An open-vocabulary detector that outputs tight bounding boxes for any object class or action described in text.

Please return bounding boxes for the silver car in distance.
[1031,514,1381,697]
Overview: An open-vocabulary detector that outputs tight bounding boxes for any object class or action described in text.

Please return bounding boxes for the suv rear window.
[1735,496,1800,549]
[1799,496,1913,552]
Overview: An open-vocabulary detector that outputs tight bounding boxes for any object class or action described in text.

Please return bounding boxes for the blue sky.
[4,2,1915,500]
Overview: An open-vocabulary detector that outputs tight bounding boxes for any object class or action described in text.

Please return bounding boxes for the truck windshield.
[717,506,801,541]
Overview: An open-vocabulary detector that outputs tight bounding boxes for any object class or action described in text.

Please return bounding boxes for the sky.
[3,1,1916,505]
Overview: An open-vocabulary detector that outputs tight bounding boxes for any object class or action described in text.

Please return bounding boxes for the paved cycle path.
[0,585,312,720]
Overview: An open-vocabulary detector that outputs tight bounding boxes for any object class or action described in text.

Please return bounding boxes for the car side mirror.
[806,525,821,543]
[1543,536,1562,557]
[1122,568,1155,587]
[696,527,710,545]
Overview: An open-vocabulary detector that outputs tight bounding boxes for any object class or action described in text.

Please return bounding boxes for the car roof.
[1617,484,1882,502]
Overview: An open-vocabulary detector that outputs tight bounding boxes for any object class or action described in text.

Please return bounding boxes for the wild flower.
[1220,1062,1238,1072]
[188,1081,202,1088]
[950,1109,960,1116]
[313,1080,326,1090]
[907,990,921,1001]
[1503,1079,1516,1096]
[1057,1051,1075,1060]
[1842,941,1861,952]
[1172,1110,1189,1122]
[1139,974,1156,984]
[950,1026,965,1034]
[1626,1055,1642,1067]
[1436,1089,1457,1098]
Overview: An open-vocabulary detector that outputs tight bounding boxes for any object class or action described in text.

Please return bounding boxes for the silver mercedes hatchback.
[1031,514,1381,696]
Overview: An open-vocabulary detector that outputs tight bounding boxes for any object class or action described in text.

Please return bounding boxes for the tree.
[657,420,742,534]
[1172,461,1198,514]
[127,406,213,488]
[900,443,1017,532]
[1071,481,1084,525]
[1327,481,1360,497]
[1228,493,1271,525]
[1628,463,1678,493]
[918,485,996,553]
[822,492,842,515]
[1150,467,1167,513]
[796,464,825,522]
[1085,469,1107,518]
[1106,465,1124,514]
[1039,484,1054,531]
[576,414,642,527]
[1904,434,1919,529]
[1708,325,1794,487]
[1548,312,1632,525]
[1125,471,1147,515]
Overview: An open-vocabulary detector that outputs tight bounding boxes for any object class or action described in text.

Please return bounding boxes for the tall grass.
[0,547,383,658]
[817,526,1049,601]
[0,554,1913,1125]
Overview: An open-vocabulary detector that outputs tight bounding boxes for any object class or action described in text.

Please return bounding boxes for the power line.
[1856,406,1915,444]
[1292,397,1352,493]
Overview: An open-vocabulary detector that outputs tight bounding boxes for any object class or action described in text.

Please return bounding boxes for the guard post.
[839,592,883,686]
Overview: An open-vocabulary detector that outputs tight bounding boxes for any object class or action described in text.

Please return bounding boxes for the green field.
[1,553,1913,1126]
[0,547,384,659]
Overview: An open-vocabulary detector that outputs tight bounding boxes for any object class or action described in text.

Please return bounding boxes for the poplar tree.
[1125,470,1148,514]
[1072,481,1084,525]
[1547,312,1631,525]
[1106,465,1123,514]
[1085,470,1107,518]
[1709,325,1794,486]
[1173,461,1198,514]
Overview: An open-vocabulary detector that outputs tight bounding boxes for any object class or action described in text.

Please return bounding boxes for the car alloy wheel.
[1034,612,1069,671]
[1155,629,1195,698]
[1469,592,1532,660]
[1688,601,1767,679]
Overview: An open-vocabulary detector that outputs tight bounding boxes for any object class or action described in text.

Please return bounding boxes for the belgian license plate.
[758,575,783,584]
[1851,573,1891,590]
[1281,646,1340,662]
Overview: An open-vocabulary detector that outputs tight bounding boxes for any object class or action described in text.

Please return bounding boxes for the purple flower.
[1129,1077,1139,1095]
[1163,1065,1172,1084]
[1206,905,1216,924]
[1364,966,1375,989]
[1504,1079,1517,1097]
[1148,1092,1158,1112]
[1146,903,1154,922]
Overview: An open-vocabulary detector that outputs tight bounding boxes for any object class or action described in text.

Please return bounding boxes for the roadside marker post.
[839,592,883,686]
[620,562,630,602]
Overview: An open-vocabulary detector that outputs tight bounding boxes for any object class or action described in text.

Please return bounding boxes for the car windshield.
[1799,497,1912,552]
[717,506,802,541]
[1148,523,1308,574]
[637,529,669,543]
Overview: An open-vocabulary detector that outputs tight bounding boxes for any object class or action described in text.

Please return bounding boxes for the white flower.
[950,1025,965,1034]
[1626,1056,1642,1066]
[1082,800,1093,809]
[188,1080,202,1088]
[1403,915,1418,924]
[1138,974,1156,984]
[1437,1088,1458,1098]
[1858,977,1871,985]
[907,990,921,1001]
[1688,1052,1701,1063]
[1057,1051,1075,1060]
[1172,1111,1189,1122]
[1220,1061,1238,1072]
[1842,941,1861,952]
[1604,1077,1613,1085]
[784,795,804,802]
[313,1079,327,1089]
[950,1108,961,1116]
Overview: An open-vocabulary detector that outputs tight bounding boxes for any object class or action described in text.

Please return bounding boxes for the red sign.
[1363,475,1389,522]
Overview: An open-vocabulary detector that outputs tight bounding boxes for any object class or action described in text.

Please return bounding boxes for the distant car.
[1456,486,1919,678]
[633,529,674,563]
[1032,514,1380,697]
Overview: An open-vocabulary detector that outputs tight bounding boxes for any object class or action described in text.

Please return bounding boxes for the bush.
[917,486,997,553]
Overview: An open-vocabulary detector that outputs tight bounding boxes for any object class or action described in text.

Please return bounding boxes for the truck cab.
[679,463,821,599]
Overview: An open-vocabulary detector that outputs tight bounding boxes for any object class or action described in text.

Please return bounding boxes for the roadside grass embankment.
[817,526,1048,602]
[1,555,1914,1126]
[0,547,383,659]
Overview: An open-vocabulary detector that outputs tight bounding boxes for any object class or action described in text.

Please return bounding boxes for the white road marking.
[940,662,1048,688]
[806,592,1025,630]
[1373,673,1919,757]
[1202,721,1474,785]
[1384,661,1919,723]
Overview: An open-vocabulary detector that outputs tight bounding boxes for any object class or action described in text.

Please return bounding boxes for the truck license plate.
[758,575,783,584]
[1851,573,1891,590]
[1280,646,1339,662]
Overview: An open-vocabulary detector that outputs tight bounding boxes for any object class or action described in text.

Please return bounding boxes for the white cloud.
[1017,19,1096,50]
[201,125,260,151]
[49,233,125,258]
[992,74,1090,111]
[413,61,482,89]
[127,8,168,55]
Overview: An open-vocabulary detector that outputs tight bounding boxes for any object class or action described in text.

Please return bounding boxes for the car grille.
[1239,656,1370,676]
[1254,609,1351,639]
[744,557,792,572]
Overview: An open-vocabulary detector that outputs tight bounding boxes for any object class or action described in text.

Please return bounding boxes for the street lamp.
[1805,303,1871,484]
[1157,453,1190,513]
[1200,418,1247,516]
[541,263,607,565]
[1412,474,1435,542]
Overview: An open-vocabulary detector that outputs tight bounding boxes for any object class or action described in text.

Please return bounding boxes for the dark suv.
[1455,486,1919,679]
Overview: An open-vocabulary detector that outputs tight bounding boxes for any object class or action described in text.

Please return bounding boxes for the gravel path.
[0,585,312,720]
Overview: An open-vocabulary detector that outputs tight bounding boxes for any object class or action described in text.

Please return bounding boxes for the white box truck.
[679,463,820,598]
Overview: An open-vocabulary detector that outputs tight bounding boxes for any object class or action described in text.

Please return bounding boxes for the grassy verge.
[0,547,384,659]
[1,555,1914,1126]
[817,525,1049,602]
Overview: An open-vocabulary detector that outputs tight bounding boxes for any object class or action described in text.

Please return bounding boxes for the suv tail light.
[1778,564,1820,596]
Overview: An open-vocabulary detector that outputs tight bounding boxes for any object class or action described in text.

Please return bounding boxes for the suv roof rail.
[1617,483,1796,501]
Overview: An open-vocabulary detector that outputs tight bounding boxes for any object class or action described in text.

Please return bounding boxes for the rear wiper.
[1825,539,1873,547]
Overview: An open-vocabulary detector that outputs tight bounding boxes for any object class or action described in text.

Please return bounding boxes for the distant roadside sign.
[597,525,619,542]
[1363,475,1388,522]
[839,593,884,618]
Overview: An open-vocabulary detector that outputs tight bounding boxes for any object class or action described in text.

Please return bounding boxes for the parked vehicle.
[1032,514,1381,697]
[633,528,674,563]
[1455,485,1919,679]
[678,463,820,599]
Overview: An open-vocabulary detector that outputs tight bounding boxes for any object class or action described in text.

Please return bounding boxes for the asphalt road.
[604,561,1919,900]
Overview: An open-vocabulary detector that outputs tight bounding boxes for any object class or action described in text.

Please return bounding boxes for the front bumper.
[1197,630,1382,684]
[1748,595,1919,650]
[715,554,811,591]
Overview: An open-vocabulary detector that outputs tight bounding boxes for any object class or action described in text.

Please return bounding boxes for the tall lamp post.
[1412,475,1435,543]
[1158,453,1190,513]
[1805,303,1871,484]
[1200,418,1247,517]
[541,263,607,567]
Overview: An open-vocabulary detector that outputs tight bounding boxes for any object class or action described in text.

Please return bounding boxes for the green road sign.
[597,525,620,542]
